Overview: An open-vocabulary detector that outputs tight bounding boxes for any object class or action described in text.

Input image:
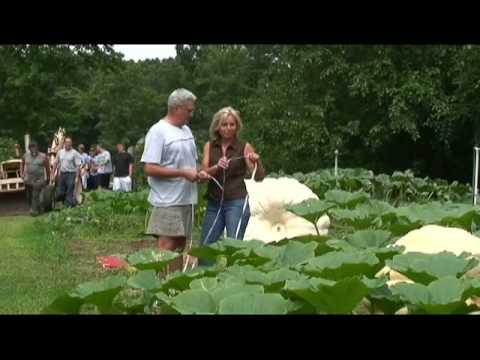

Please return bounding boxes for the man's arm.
[54,152,60,174]
[20,156,25,178]
[43,156,50,182]
[128,153,134,177]
[74,152,82,178]
[143,163,198,182]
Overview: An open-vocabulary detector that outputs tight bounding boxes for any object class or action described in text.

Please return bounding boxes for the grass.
[0,214,156,314]
[0,209,204,314]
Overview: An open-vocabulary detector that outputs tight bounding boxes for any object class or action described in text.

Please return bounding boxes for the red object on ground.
[97,256,129,269]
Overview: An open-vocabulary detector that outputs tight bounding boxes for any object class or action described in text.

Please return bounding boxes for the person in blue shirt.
[78,144,91,190]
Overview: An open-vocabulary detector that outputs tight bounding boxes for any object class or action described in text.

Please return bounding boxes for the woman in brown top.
[199,106,266,246]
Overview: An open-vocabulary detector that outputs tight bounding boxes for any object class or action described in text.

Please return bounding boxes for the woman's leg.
[224,198,251,240]
[200,199,226,246]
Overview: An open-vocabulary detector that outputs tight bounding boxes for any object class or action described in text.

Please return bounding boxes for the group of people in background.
[20,138,135,216]
[81,143,134,193]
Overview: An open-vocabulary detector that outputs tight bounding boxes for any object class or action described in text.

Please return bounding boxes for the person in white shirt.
[94,144,113,189]
[141,88,208,253]
[55,137,82,207]
[78,144,91,190]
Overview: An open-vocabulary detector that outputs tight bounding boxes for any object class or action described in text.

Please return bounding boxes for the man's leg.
[112,177,120,192]
[55,174,66,203]
[125,177,132,192]
[158,236,186,252]
[102,173,111,189]
[25,184,33,207]
[65,173,77,207]
[92,175,99,190]
[30,182,44,215]
[155,235,185,275]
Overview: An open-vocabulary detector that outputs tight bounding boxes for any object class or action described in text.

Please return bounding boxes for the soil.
[0,191,30,216]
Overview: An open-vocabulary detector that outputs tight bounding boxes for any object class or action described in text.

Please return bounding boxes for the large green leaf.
[190,239,265,263]
[286,199,335,223]
[284,276,372,314]
[329,208,373,229]
[329,201,394,229]
[218,293,291,314]
[189,277,220,291]
[387,252,479,285]
[127,248,180,272]
[170,289,217,314]
[381,202,480,234]
[323,190,370,208]
[42,275,128,314]
[215,265,306,292]
[345,229,393,249]
[271,241,318,268]
[159,265,220,291]
[364,279,404,314]
[220,265,269,283]
[72,275,127,314]
[127,270,162,291]
[391,276,476,314]
[211,285,264,304]
[42,294,85,314]
[167,280,266,314]
[302,251,382,280]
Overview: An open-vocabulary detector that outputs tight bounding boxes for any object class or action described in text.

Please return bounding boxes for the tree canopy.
[1,44,479,182]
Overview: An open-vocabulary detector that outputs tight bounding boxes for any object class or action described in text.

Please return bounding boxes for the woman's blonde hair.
[209,106,243,141]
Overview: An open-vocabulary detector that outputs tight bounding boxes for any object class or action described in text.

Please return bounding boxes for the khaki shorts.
[146,205,193,239]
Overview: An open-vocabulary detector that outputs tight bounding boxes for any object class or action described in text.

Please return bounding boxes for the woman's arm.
[244,143,266,181]
[201,142,222,176]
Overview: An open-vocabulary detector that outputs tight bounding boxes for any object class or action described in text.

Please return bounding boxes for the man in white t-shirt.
[55,137,82,207]
[95,144,113,189]
[141,88,208,254]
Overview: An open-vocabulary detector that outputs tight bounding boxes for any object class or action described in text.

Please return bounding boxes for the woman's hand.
[217,156,229,170]
[246,152,260,163]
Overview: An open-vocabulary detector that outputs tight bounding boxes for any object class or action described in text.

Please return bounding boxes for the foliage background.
[1,44,479,183]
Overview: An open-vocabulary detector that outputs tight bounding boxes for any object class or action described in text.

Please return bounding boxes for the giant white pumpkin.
[243,176,330,243]
[378,224,480,286]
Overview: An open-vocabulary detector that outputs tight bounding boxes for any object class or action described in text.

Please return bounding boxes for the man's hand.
[183,169,199,182]
[198,170,210,182]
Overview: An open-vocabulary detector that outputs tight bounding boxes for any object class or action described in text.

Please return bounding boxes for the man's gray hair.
[167,88,197,112]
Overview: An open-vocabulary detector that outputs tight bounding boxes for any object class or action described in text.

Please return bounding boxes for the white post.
[474,147,480,205]
[334,149,339,177]
[24,134,30,154]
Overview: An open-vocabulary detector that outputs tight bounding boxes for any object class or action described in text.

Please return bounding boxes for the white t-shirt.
[95,150,113,174]
[141,119,198,207]
[57,149,82,173]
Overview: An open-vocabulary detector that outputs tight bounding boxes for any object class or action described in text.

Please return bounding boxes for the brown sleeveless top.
[207,138,267,201]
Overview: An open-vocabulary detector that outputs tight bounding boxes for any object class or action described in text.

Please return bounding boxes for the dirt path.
[0,192,29,216]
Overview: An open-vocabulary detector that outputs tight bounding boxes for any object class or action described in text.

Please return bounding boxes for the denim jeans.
[56,172,77,207]
[201,197,251,246]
